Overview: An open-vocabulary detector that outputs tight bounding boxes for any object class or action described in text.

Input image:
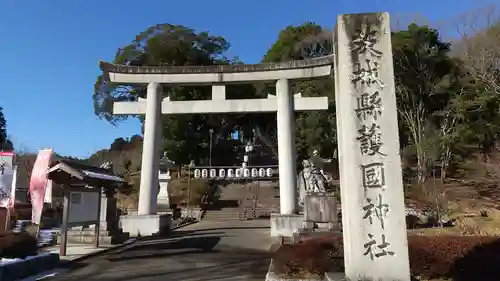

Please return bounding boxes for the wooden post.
[93,188,102,248]
[0,208,8,234]
[60,187,69,256]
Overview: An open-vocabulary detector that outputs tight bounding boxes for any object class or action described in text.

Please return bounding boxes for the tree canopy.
[0,107,13,151]
[92,18,500,184]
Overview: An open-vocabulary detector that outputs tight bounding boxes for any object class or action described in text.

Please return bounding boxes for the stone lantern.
[157,152,177,212]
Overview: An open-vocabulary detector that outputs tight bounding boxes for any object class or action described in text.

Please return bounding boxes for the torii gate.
[99,56,332,229]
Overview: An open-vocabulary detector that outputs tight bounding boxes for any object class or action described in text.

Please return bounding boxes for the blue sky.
[0,0,494,158]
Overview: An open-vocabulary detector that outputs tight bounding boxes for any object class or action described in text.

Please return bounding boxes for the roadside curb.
[63,238,137,263]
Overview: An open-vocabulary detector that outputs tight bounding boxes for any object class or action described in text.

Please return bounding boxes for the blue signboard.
[232,130,239,140]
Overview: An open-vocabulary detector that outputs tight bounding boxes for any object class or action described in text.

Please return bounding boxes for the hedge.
[273,234,500,280]
[0,232,38,259]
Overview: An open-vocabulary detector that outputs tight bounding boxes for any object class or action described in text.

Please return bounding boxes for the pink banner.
[29,149,53,224]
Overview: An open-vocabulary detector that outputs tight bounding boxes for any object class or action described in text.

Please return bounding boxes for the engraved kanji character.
[301,39,332,58]
[357,123,384,156]
[351,29,383,57]
[0,189,7,199]
[361,163,385,189]
[362,193,390,229]
[375,234,395,258]
[352,59,385,88]
[363,233,377,260]
[356,92,382,120]
[363,234,395,260]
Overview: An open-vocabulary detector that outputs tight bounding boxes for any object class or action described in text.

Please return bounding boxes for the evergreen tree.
[0,107,7,150]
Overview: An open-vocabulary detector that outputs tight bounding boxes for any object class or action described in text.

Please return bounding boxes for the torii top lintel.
[99,55,333,85]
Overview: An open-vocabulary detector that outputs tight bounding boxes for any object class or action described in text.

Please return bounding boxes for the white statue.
[296,150,332,206]
[310,149,334,184]
[302,159,326,192]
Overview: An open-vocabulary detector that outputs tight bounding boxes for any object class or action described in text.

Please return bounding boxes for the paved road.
[48,220,273,281]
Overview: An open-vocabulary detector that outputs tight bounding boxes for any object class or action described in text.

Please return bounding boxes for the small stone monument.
[294,151,339,242]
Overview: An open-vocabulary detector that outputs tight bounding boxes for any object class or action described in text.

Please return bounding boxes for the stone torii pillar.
[276,79,297,214]
[138,82,162,215]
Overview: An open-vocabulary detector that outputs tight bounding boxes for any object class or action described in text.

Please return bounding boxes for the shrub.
[0,232,38,258]
[451,238,500,281]
[272,234,500,280]
[272,235,343,278]
[408,235,493,278]
[456,217,487,236]
[116,192,139,212]
[480,208,489,217]
[24,224,39,238]
[12,207,32,220]
[406,214,421,229]
[169,179,210,206]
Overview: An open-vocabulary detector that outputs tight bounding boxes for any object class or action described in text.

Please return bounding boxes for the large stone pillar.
[138,82,162,215]
[276,78,297,215]
[334,13,410,280]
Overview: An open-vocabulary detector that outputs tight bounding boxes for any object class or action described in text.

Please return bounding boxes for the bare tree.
[255,125,278,160]
[438,104,460,180]
[454,5,500,94]
[396,72,443,184]
[390,12,433,32]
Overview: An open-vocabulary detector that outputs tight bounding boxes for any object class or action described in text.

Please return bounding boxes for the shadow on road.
[103,254,270,281]
[133,231,226,246]
[106,235,222,261]
[54,250,270,281]
[49,225,271,281]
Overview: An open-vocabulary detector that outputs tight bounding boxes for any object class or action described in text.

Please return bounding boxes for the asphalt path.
[47,220,273,281]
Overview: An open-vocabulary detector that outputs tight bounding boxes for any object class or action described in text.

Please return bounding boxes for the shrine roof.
[47,160,125,187]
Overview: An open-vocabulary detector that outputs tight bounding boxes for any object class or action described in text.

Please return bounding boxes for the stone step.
[203,218,241,222]
[203,214,240,218]
[205,210,240,213]
[203,209,240,213]
[205,209,240,212]
[203,216,240,220]
[203,217,240,220]
[203,212,241,219]
[204,210,240,213]
[204,212,240,216]
[67,229,111,236]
